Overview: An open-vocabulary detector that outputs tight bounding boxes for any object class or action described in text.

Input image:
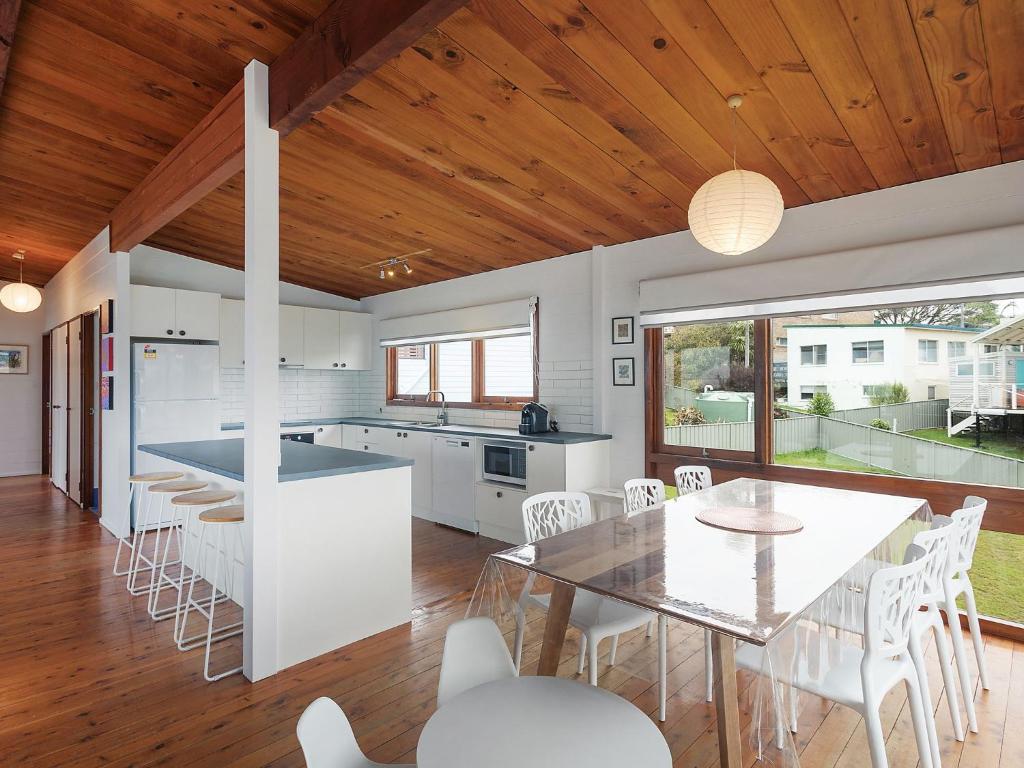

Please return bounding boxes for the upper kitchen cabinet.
[220,299,244,367]
[303,308,342,369]
[279,305,305,366]
[338,312,372,370]
[131,286,220,341]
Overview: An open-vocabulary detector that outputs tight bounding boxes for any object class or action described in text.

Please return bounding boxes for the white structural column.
[242,59,281,681]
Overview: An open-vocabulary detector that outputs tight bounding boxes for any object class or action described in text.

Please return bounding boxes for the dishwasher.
[430,436,479,533]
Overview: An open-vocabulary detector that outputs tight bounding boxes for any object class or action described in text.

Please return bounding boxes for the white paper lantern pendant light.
[688,95,784,256]
[0,250,43,313]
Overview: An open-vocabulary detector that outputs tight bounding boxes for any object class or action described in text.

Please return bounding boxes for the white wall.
[43,228,132,536]
[130,244,361,311]
[0,288,45,476]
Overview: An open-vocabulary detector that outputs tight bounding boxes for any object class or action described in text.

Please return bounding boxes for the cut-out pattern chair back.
[674,465,712,497]
[863,546,928,660]
[951,496,986,571]
[623,479,666,514]
[910,521,954,604]
[522,492,593,543]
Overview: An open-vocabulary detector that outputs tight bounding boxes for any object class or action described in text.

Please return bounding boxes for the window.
[394,345,431,397]
[662,320,757,456]
[948,341,967,358]
[776,336,788,347]
[980,361,996,376]
[800,344,827,365]
[957,362,974,376]
[483,335,534,400]
[863,385,886,399]
[852,340,884,364]
[800,385,826,401]
[927,385,936,399]
[984,344,999,354]
[918,339,938,363]
[387,334,537,408]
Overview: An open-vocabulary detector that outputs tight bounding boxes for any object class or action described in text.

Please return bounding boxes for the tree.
[663,322,753,390]
[807,391,835,417]
[874,301,1000,328]
[869,382,910,406]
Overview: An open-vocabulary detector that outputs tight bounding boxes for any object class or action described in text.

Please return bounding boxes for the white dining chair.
[437,617,517,708]
[297,696,413,768]
[625,478,714,706]
[515,492,683,720]
[932,495,989,734]
[673,465,712,496]
[623,478,666,513]
[740,547,935,768]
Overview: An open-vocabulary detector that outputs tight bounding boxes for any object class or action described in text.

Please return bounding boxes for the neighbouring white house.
[785,323,981,410]
[946,315,1024,436]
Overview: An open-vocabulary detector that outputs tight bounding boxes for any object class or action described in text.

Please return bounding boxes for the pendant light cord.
[731,105,738,171]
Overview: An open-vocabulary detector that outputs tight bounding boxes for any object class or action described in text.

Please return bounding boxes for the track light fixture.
[362,248,430,281]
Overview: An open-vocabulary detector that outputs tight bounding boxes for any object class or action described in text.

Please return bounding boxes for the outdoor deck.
[1,475,1020,767]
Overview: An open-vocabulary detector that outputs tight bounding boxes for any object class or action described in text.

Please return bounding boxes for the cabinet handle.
[396,432,402,437]
[166,329,173,335]
[403,432,408,438]
[364,428,369,434]
[496,491,503,498]
[528,445,535,451]
[340,362,347,368]
[332,363,339,368]
[280,357,286,363]
[178,330,186,336]
[317,428,323,433]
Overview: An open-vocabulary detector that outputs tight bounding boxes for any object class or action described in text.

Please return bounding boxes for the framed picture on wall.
[611,316,635,345]
[612,357,635,386]
[101,376,113,410]
[101,336,114,374]
[0,344,28,374]
[99,299,114,334]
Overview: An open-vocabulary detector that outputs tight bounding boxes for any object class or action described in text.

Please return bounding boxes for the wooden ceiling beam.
[0,0,23,104]
[268,0,469,136]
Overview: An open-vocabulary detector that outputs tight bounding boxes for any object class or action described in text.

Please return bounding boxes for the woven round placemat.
[696,506,803,535]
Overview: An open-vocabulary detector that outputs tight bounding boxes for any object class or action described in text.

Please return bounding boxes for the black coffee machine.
[519,402,552,435]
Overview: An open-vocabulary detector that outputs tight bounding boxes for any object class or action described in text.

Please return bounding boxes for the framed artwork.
[612,357,635,386]
[611,316,634,345]
[99,298,114,334]
[0,344,28,374]
[101,336,114,374]
[101,376,113,410]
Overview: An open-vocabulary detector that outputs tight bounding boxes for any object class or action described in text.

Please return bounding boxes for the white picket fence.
[664,405,1024,488]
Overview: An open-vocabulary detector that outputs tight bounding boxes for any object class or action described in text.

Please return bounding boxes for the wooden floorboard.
[0,474,1018,767]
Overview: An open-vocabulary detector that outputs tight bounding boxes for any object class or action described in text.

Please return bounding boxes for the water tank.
[695,391,754,423]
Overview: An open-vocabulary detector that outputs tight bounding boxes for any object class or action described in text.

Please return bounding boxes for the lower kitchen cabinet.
[313,424,343,448]
[474,483,528,544]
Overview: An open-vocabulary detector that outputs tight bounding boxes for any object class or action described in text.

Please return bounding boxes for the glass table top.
[492,478,929,645]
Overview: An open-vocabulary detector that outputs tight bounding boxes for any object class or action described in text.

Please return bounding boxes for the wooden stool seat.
[171,490,236,507]
[149,480,208,494]
[129,471,184,483]
[198,505,244,524]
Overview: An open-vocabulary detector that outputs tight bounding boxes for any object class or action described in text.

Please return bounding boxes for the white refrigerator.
[132,342,221,523]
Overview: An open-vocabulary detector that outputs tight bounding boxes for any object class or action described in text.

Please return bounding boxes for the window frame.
[852,339,884,364]
[800,344,827,366]
[918,338,939,363]
[386,334,539,410]
[948,340,967,359]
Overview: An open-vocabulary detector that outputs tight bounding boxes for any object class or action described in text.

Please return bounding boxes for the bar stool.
[132,479,208,600]
[116,471,183,591]
[149,488,236,623]
[180,504,245,681]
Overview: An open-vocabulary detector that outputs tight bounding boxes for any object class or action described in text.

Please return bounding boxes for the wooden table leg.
[536,581,575,676]
[712,632,743,768]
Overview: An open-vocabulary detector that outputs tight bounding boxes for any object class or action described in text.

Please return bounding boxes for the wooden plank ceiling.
[1,0,1021,297]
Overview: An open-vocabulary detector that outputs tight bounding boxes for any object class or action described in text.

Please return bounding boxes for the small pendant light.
[687,95,784,256]
[0,251,43,313]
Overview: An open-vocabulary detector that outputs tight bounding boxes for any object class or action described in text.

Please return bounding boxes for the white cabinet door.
[279,305,305,366]
[339,312,372,370]
[342,424,374,450]
[526,442,566,496]
[313,424,343,448]
[474,484,527,544]
[401,431,433,518]
[303,308,342,370]
[130,285,177,338]
[219,299,244,367]
[174,289,220,340]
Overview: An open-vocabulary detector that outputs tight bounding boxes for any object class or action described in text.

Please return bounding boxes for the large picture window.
[387,333,537,409]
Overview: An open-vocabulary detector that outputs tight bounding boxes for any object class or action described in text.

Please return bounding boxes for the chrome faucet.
[427,390,448,426]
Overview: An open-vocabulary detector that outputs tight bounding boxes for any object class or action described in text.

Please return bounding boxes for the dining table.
[488,477,930,767]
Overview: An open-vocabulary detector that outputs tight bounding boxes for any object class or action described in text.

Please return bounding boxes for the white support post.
[242,59,280,682]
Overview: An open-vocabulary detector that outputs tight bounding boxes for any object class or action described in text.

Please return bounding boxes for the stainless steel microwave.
[481,440,528,487]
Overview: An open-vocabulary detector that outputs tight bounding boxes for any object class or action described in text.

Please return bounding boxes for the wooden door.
[67,317,82,505]
[50,324,68,493]
[81,311,98,511]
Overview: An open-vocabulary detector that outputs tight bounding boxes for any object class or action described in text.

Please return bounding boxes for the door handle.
[52,404,62,409]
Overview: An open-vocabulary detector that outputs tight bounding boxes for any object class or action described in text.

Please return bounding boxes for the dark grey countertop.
[139,438,413,483]
[220,417,612,445]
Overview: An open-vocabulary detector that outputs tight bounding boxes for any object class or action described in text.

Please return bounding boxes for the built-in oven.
[281,431,314,444]
[481,440,528,487]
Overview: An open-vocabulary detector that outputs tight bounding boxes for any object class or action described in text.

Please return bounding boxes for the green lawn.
[906,427,1024,460]
[774,448,901,476]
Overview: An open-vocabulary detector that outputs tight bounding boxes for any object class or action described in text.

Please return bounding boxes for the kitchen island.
[138,438,413,674]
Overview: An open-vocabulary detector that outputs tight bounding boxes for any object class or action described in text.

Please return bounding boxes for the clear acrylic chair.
[437,617,517,708]
[673,465,712,496]
[297,696,414,768]
[623,478,666,514]
[517,491,686,721]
